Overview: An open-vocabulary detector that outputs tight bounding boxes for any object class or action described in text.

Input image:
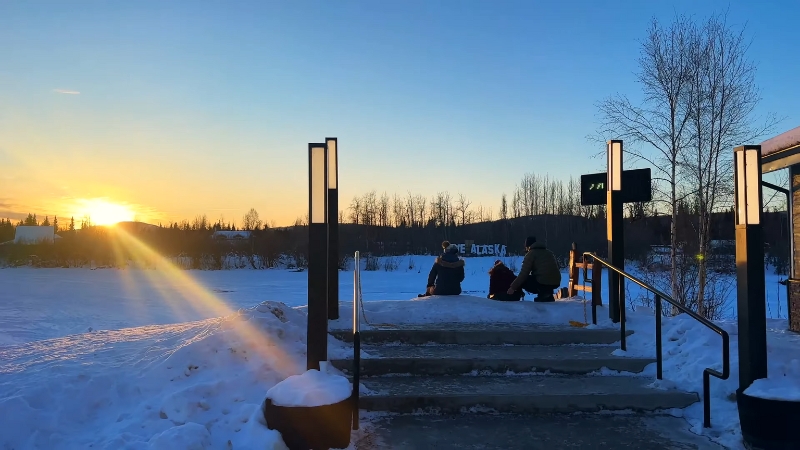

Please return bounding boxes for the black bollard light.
[606,140,625,329]
[326,137,340,321]
[734,145,767,391]
[307,142,329,370]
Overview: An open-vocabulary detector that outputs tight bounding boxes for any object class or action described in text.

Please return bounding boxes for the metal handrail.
[351,251,361,430]
[583,252,730,429]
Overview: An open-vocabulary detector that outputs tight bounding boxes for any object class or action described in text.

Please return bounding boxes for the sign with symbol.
[580,168,652,206]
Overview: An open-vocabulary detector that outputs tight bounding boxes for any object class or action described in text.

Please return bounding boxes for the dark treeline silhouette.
[0,180,789,271]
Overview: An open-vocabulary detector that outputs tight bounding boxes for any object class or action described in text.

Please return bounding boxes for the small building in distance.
[13,226,61,244]
[211,230,251,241]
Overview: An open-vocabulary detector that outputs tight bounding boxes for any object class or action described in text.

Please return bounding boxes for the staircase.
[329,323,698,416]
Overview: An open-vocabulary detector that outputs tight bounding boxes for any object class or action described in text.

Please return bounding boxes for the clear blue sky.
[1,0,797,225]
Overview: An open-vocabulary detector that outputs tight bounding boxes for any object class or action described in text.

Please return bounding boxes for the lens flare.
[108,227,304,378]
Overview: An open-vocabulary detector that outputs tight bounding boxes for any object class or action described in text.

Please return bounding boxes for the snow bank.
[266,363,352,407]
[621,310,800,449]
[0,301,349,450]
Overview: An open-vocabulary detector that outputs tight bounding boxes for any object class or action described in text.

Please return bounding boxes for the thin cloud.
[54,89,80,95]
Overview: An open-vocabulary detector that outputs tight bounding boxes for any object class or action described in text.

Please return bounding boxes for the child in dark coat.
[488,260,523,301]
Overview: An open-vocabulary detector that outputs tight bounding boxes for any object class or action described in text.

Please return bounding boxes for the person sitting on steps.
[507,236,561,302]
[487,259,522,301]
[418,241,466,297]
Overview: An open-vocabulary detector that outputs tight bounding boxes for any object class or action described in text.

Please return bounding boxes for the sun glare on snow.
[75,199,136,226]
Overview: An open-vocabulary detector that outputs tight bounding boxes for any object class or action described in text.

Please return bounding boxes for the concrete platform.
[358,375,699,413]
[330,323,631,346]
[355,413,723,449]
[330,344,654,375]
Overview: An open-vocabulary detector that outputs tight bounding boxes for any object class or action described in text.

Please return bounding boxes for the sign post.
[307,143,329,370]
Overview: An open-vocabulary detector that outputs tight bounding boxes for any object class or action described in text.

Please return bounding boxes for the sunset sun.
[76,199,135,226]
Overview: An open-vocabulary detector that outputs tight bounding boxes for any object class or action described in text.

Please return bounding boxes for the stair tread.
[333,322,630,332]
[337,344,654,362]
[330,325,633,346]
[360,375,694,398]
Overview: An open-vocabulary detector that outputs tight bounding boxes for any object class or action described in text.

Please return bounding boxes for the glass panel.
[745,150,761,225]
[611,141,622,191]
[311,146,326,223]
[327,139,337,190]
[736,151,746,225]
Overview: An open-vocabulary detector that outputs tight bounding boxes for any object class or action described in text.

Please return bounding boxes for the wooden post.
[568,242,579,298]
[592,257,602,307]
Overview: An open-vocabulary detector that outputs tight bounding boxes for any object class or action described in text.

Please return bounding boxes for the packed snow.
[0,254,798,450]
[266,363,352,407]
[761,124,800,157]
[617,311,800,449]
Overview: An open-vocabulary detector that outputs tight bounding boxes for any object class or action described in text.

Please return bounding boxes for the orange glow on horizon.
[74,198,136,226]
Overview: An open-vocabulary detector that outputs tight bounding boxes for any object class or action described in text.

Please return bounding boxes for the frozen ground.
[0,255,790,345]
[0,254,798,449]
[0,256,532,345]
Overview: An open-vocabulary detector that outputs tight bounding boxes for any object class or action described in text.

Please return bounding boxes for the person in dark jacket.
[418,241,465,297]
[487,260,522,301]
[507,236,562,302]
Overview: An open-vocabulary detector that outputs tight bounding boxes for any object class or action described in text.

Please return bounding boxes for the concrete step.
[330,323,631,346]
[358,375,698,414]
[330,345,654,376]
[360,412,724,449]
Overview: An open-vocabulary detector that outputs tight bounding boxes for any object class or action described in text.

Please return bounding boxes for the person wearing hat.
[418,240,466,297]
[487,259,522,301]
[507,236,561,302]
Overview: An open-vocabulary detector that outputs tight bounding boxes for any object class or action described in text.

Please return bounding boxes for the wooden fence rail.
[567,242,602,306]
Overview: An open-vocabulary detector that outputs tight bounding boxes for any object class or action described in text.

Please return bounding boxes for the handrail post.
[619,289,626,351]
[591,257,602,325]
[352,251,360,430]
[568,242,579,297]
[655,294,662,380]
[583,257,603,325]
[581,251,728,429]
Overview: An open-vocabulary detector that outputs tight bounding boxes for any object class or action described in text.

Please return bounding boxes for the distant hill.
[112,221,160,233]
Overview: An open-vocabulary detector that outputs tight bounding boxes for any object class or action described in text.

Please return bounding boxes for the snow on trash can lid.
[266,362,352,408]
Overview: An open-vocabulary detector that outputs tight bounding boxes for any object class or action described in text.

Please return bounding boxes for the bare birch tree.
[455,193,473,226]
[596,15,697,303]
[242,208,262,231]
[682,13,778,316]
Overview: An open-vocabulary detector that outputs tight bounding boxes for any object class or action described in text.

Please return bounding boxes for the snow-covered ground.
[0,254,798,449]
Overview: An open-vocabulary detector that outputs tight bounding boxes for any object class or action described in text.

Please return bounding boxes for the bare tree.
[455,193,472,226]
[361,191,378,226]
[682,13,778,315]
[392,194,406,227]
[242,208,262,231]
[192,214,209,231]
[596,15,697,303]
[349,196,362,224]
[415,194,427,227]
[378,192,390,228]
[500,194,508,221]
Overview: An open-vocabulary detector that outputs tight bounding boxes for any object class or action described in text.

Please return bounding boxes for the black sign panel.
[580,168,652,206]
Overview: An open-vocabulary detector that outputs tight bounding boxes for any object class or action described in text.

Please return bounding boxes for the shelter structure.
[760,125,800,332]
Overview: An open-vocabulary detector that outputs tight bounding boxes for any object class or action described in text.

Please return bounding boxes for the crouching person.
[418,241,465,297]
[507,236,561,302]
[487,260,522,301]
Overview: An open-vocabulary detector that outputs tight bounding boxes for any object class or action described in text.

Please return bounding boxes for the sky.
[1,0,798,227]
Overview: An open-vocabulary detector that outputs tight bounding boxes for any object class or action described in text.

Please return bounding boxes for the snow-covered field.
[0,255,798,449]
